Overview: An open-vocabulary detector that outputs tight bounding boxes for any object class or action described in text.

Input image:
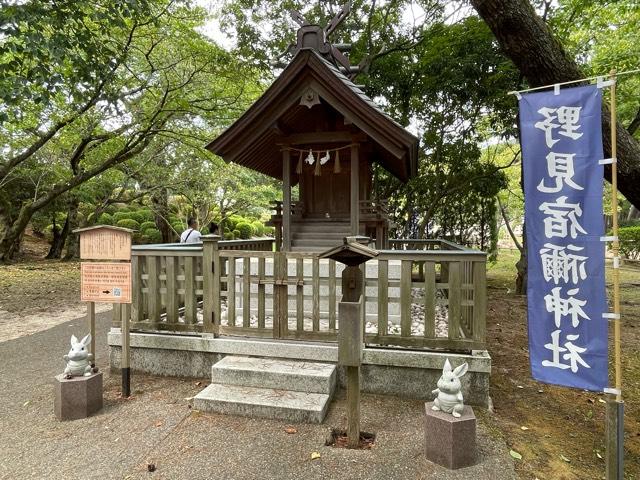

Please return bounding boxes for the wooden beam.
[350,144,360,235]
[282,131,367,145]
[282,149,291,251]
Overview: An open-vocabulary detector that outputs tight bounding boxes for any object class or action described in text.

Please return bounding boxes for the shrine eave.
[205,49,419,182]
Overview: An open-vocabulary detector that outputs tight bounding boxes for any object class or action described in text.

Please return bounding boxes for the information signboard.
[80,262,132,304]
[79,227,132,261]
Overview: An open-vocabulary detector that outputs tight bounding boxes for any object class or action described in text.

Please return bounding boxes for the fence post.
[273,251,288,338]
[202,235,220,336]
[472,258,487,344]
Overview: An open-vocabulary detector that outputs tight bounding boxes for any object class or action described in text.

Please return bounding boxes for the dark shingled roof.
[206,49,419,182]
[310,51,407,130]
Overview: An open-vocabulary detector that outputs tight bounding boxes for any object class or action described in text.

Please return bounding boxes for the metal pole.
[121,302,131,397]
[88,301,96,368]
[606,69,624,480]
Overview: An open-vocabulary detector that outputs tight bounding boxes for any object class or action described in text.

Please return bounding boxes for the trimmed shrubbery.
[236,222,254,239]
[97,213,113,225]
[619,226,640,260]
[139,221,157,232]
[143,229,162,243]
[115,218,140,230]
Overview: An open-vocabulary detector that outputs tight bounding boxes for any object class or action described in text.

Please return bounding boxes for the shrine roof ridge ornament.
[273,2,360,79]
[205,4,419,183]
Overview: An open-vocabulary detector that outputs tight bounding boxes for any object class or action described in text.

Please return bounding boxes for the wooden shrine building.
[206,12,419,251]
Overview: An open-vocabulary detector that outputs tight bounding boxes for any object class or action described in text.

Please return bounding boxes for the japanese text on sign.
[80,228,131,261]
[520,85,607,391]
[81,262,132,304]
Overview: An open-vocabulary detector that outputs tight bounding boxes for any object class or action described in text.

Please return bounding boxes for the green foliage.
[618,226,640,260]
[112,211,131,223]
[0,0,153,121]
[0,0,264,260]
[143,229,162,244]
[232,229,241,239]
[115,219,139,230]
[252,221,265,236]
[138,209,155,222]
[171,223,184,236]
[621,218,640,228]
[126,212,144,224]
[227,215,243,230]
[140,221,157,232]
[97,213,113,225]
[236,222,255,239]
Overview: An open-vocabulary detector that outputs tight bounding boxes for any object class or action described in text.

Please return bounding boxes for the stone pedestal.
[424,402,476,469]
[54,372,103,421]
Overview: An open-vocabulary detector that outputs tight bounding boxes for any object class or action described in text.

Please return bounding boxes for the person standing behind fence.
[180,217,202,243]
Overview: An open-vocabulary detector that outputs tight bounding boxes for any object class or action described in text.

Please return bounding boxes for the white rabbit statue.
[63,334,94,378]
[431,358,469,418]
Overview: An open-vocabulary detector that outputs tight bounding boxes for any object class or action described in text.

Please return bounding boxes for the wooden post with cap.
[320,236,378,448]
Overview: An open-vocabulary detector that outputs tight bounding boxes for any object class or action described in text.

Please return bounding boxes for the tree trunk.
[497,196,523,252]
[515,154,527,294]
[152,187,171,242]
[515,224,527,295]
[0,203,34,261]
[470,0,640,208]
[46,216,69,259]
[63,200,80,260]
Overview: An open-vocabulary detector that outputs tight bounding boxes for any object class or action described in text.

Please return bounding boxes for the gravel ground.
[0,312,515,480]
[191,287,451,338]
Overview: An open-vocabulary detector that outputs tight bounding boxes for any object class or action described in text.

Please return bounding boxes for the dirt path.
[0,259,111,342]
[0,304,111,343]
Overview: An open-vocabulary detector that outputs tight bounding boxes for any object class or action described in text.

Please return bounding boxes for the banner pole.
[609,70,622,402]
[606,69,624,480]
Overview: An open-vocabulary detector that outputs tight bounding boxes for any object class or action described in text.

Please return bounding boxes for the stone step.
[211,356,337,394]
[193,383,331,423]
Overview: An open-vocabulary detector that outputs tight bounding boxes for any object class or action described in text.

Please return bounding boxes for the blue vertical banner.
[520,85,608,391]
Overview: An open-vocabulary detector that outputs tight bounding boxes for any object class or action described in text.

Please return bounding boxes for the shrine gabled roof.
[205,49,419,182]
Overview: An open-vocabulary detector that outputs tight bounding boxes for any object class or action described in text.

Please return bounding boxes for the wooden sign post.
[320,236,378,448]
[75,225,133,397]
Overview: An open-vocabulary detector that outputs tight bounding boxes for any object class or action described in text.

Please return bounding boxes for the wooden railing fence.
[114,238,487,352]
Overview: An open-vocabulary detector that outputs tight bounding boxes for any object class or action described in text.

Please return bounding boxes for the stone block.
[210,356,336,394]
[424,401,476,469]
[54,372,103,421]
[194,383,331,423]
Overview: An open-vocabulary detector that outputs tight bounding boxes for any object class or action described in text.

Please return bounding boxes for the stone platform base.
[424,402,476,469]
[109,332,491,406]
[54,372,103,421]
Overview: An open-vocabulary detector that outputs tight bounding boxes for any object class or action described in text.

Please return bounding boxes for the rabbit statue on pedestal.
[63,334,94,378]
[431,358,469,418]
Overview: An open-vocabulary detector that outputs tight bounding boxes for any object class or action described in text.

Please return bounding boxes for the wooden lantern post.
[320,236,378,448]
